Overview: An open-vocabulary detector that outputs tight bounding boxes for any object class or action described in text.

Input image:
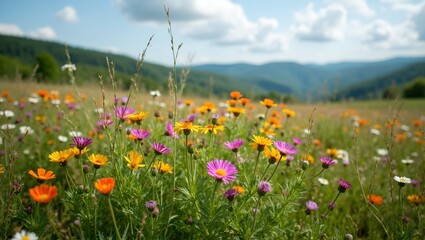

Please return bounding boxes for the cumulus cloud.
[30,27,56,40]
[114,0,287,52]
[56,6,79,23]
[364,19,418,48]
[414,5,425,40]
[327,0,374,16]
[292,3,347,42]
[0,23,24,36]
[383,0,425,15]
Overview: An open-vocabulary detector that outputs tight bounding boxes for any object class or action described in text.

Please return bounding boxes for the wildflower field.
[1,75,424,240]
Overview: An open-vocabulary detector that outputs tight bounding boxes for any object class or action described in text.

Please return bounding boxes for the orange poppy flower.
[367,194,383,205]
[230,91,243,100]
[94,178,116,195]
[227,99,237,107]
[239,98,250,106]
[260,98,277,108]
[28,168,56,183]
[29,185,58,204]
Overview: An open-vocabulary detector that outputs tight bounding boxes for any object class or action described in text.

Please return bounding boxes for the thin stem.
[252,151,261,181]
[304,168,325,181]
[250,197,262,239]
[322,192,341,219]
[268,155,284,181]
[108,196,122,240]
[260,163,271,181]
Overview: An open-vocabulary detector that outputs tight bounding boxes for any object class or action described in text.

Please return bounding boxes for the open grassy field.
[1,79,424,239]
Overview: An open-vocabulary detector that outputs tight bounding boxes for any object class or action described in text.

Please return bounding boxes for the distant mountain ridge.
[193,56,425,101]
[1,34,425,101]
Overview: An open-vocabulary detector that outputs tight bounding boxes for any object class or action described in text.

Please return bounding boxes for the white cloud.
[0,23,24,36]
[364,19,418,48]
[413,5,425,40]
[56,6,79,23]
[383,0,425,15]
[30,27,56,40]
[114,0,288,52]
[327,0,374,16]
[292,3,347,42]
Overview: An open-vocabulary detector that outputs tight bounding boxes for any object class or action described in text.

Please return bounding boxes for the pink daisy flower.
[207,159,238,184]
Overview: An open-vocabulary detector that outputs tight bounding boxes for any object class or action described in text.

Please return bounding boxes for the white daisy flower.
[318,178,329,185]
[1,124,16,130]
[58,135,68,142]
[370,128,380,135]
[19,126,34,135]
[11,229,38,240]
[401,159,414,165]
[377,148,388,156]
[69,131,82,137]
[393,176,411,184]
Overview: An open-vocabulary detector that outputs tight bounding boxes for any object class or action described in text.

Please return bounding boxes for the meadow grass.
[0,75,424,239]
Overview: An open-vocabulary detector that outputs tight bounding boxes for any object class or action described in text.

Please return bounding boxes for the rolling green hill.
[1,34,425,101]
[0,34,258,98]
[334,61,425,100]
[193,57,425,101]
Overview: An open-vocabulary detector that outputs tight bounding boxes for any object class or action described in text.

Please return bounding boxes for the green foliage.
[382,85,401,99]
[335,62,425,100]
[0,55,32,79]
[0,34,253,98]
[35,52,59,82]
[403,77,425,98]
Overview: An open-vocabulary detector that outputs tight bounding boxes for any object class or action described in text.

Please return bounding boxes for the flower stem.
[250,196,262,239]
[268,155,284,181]
[322,192,340,219]
[305,168,325,181]
[252,151,261,181]
[108,196,122,240]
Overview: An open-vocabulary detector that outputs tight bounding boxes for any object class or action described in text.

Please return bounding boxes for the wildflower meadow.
[1,19,425,240]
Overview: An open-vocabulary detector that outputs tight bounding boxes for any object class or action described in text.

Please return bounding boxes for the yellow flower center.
[22,235,30,240]
[215,169,227,177]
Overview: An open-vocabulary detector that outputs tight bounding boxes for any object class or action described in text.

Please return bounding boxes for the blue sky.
[1,0,425,66]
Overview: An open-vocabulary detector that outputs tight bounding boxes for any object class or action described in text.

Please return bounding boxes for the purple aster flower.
[145,200,157,212]
[212,114,219,125]
[412,179,420,187]
[320,156,336,169]
[18,101,26,109]
[274,141,298,156]
[327,202,336,211]
[72,136,92,150]
[257,181,272,196]
[114,106,135,121]
[129,129,150,141]
[165,122,179,139]
[67,103,78,110]
[25,112,32,118]
[338,179,352,193]
[184,114,197,122]
[207,159,238,184]
[151,142,171,155]
[293,137,303,146]
[224,139,245,152]
[121,96,129,104]
[305,200,319,215]
[223,188,239,201]
[97,119,114,128]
